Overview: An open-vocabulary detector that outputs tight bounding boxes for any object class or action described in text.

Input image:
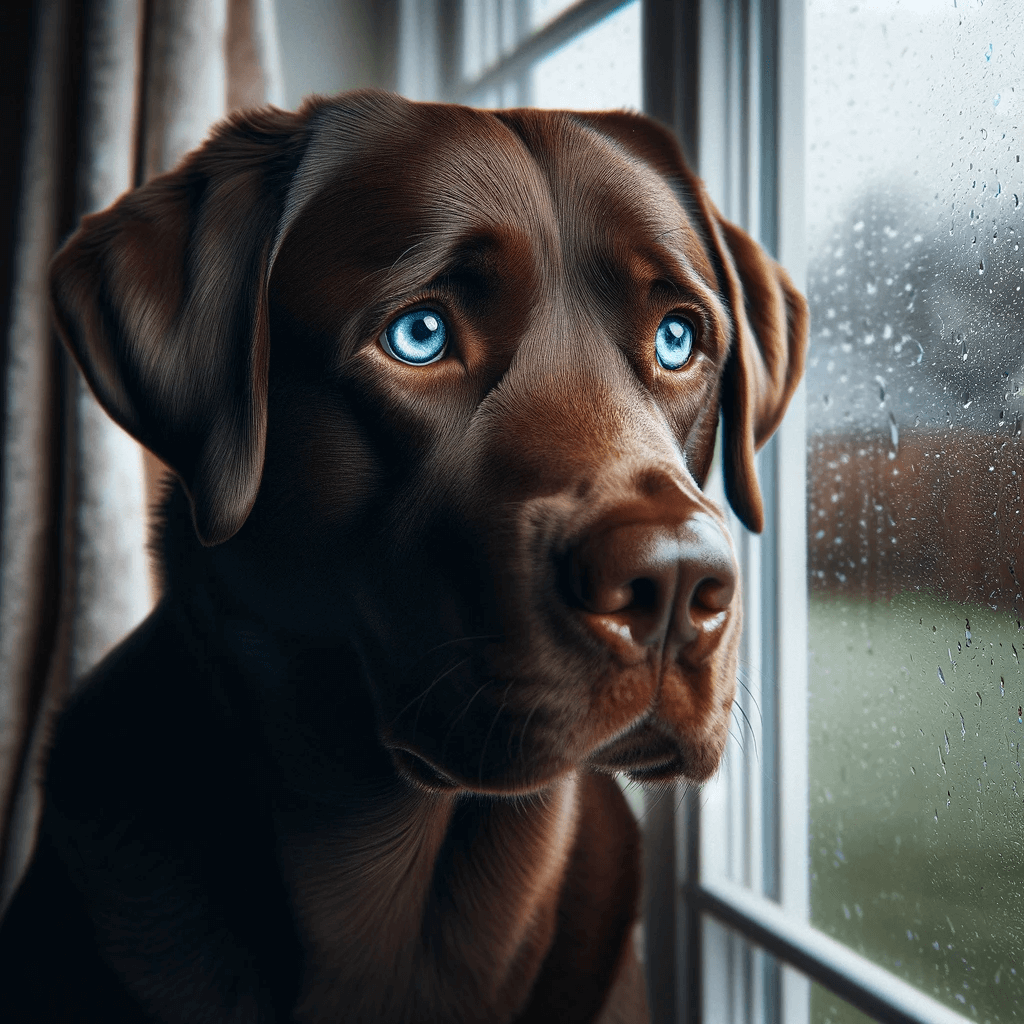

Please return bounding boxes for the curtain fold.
[0,0,280,912]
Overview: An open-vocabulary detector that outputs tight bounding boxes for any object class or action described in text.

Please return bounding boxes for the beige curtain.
[0,0,283,912]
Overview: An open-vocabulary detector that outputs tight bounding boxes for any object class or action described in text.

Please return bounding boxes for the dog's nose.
[567,512,736,663]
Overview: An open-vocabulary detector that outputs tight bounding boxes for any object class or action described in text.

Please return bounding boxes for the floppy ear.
[570,111,808,533]
[50,104,309,546]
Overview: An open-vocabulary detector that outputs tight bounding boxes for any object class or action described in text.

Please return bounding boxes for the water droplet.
[889,413,899,451]
[938,666,947,685]
[985,42,993,61]
[1013,644,1019,663]
[960,712,967,740]
[1001,676,1005,696]
[960,336,969,361]
[962,390,973,409]
[981,128,989,140]
[944,730,951,754]
[911,765,917,774]
[965,620,972,646]
[946,790,951,808]
[979,259,985,274]
[1015,194,1020,208]
[999,410,1006,427]
[994,93,1001,108]
[843,904,851,919]
[822,393,832,408]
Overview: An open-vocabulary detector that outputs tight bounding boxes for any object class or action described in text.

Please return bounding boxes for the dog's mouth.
[387,745,463,792]
[585,714,723,785]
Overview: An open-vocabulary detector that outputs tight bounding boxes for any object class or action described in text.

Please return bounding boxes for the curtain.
[0,0,283,912]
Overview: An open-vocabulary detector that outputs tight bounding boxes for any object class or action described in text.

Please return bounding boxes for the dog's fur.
[0,91,806,1022]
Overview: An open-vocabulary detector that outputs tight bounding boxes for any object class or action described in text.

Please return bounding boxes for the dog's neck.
[276,778,579,1023]
[157,483,582,1023]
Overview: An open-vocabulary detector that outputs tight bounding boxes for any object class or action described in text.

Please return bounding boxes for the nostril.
[629,577,658,611]
[693,577,734,613]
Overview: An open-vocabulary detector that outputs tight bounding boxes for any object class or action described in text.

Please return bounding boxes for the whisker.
[409,657,472,741]
[735,674,764,726]
[439,677,494,759]
[417,633,501,661]
[393,656,471,725]
[731,701,759,762]
[477,681,514,785]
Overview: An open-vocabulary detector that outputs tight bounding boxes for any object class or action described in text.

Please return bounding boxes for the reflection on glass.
[462,1,640,112]
[530,1,640,110]
[806,1,1024,1020]
[529,0,579,31]
[703,917,786,1021]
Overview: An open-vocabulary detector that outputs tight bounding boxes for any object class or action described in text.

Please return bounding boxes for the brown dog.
[0,90,806,1022]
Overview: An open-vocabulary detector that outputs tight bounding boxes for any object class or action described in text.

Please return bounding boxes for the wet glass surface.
[806,1,1024,1019]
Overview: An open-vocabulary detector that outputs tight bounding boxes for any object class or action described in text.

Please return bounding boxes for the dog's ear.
[50,105,309,546]
[572,111,808,533]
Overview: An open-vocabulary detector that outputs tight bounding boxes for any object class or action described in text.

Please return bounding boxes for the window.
[398,2,1020,1021]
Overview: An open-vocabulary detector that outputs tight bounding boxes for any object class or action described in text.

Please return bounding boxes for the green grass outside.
[809,592,1024,1023]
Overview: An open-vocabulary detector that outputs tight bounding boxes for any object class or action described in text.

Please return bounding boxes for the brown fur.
[0,90,806,1022]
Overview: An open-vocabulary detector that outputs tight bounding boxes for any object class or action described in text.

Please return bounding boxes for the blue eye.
[381,309,448,365]
[654,315,695,370]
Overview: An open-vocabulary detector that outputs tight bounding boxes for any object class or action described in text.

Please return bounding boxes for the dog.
[0,90,806,1022]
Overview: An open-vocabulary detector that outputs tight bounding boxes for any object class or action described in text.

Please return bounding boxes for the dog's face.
[50,92,806,796]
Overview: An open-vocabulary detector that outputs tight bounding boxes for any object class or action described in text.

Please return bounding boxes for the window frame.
[396,3,978,1021]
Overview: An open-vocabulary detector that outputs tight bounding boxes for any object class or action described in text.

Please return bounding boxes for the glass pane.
[529,1,641,110]
[806,1,1024,1021]
[810,980,878,1024]
[528,0,578,31]
[461,0,530,81]
[702,916,786,1023]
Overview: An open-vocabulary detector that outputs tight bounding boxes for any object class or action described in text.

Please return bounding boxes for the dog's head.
[51,91,806,795]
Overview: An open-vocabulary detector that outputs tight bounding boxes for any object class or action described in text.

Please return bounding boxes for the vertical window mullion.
[773,0,810,1020]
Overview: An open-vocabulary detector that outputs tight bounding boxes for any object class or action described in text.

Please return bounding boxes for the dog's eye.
[381,309,448,365]
[654,315,694,370]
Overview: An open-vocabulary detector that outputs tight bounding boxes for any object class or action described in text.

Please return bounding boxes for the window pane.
[809,980,878,1024]
[528,0,578,31]
[529,1,640,110]
[806,1,1024,1020]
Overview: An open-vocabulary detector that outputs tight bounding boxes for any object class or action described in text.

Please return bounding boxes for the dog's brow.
[631,243,713,300]
[390,229,529,290]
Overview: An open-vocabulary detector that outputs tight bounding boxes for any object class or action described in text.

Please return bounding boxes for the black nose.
[567,511,736,663]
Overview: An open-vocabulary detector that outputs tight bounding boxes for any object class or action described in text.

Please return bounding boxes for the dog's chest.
[275,781,579,1024]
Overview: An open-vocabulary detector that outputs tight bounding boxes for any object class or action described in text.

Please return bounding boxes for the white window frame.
[396,3,978,1022]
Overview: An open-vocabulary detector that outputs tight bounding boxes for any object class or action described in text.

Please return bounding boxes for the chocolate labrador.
[0,90,806,1022]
